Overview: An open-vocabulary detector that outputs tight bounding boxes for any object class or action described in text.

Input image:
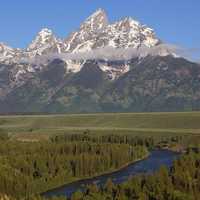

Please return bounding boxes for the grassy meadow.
[0,112,200,141]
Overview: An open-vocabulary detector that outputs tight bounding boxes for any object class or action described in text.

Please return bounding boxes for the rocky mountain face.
[64,9,159,52]
[0,9,199,113]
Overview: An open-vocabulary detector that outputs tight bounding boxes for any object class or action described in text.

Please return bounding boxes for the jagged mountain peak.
[27,28,59,51]
[82,8,108,31]
[0,9,174,79]
[0,10,162,62]
[0,42,15,51]
[92,8,106,16]
[87,8,107,20]
[0,42,20,63]
[106,17,160,48]
[25,28,63,58]
[0,10,199,113]
[37,28,55,41]
[116,17,140,27]
[64,9,109,52]
[64,10,160,53]
[40,28,53,33]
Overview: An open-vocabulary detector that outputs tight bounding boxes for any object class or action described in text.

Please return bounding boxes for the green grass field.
[1,112,200,141]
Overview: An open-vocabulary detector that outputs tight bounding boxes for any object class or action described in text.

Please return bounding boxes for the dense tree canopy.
[0,133,148,199]
[0,133,199,200]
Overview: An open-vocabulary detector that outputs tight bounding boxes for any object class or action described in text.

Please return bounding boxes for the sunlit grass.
[0,112,200,140]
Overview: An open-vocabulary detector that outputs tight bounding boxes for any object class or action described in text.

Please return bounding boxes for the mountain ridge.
[0,9,161,63]
[0,9,199,113]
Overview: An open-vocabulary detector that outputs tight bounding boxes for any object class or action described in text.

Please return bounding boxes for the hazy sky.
[0,0,199,57]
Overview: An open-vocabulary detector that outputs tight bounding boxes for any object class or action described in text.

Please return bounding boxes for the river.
[43,150,180,198]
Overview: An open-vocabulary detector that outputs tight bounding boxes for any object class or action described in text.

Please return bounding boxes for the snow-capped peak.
[82,9,108,32]
[64,10,160,53]
[37,28,54,40]
[117,17,140,28]
[64,9,109,52]
[91,8,106,17]
[0,42,15,54]
[0,9,171,80]
[39,28,53,36]
[105,17,160,49]
[0,43,20,63]
[25,28,63,58]
[27,28,58,50]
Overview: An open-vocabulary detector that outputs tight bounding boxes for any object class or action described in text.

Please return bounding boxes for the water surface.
[43,150,180,198]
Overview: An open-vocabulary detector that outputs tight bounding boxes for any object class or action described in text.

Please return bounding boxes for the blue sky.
[0,0,200,57]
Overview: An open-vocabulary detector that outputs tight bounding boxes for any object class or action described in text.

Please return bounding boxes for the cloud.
[176,47,200,62]
[20,44,199,65]
[57,44,179,60]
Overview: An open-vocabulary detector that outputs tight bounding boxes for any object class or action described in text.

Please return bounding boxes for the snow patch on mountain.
[98,62,130,80]
[0,43,21,63]
[65,60,84,73]
[0,8,178,81]
[26,28,63,58]
[105,17,159,49]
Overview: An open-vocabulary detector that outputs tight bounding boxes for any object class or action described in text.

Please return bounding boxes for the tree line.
[1,149,200,200]
[69,150,200,200]
[0,132,199,199]
[0,133,148,199]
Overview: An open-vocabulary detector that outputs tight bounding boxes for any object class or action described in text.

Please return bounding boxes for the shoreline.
[42,149,181,197]
[41,152,150,196]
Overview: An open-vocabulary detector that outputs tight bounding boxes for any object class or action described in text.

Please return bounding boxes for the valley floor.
[1,112,200,141]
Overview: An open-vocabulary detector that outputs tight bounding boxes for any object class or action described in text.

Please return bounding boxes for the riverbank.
[41,152,150,197]
[43,150,180,198]
[157,143,187,154]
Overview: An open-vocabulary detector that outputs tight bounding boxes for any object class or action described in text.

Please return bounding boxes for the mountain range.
[0,9,199,113]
